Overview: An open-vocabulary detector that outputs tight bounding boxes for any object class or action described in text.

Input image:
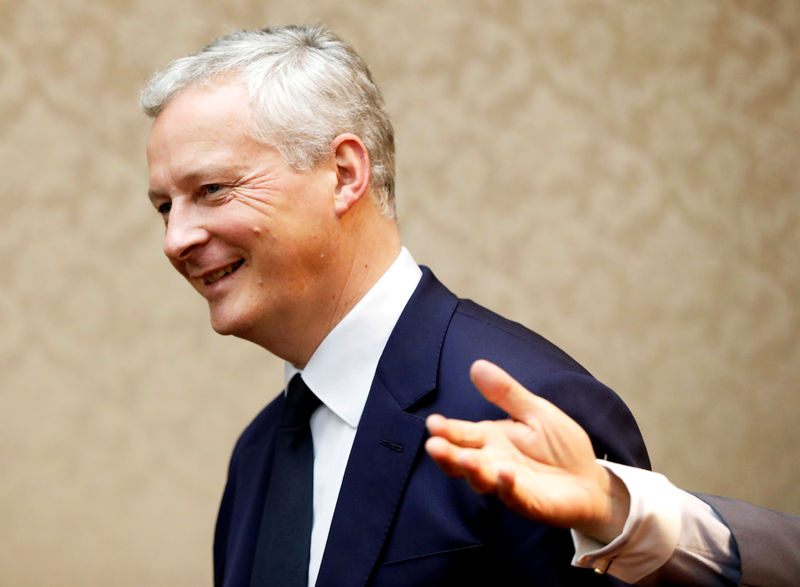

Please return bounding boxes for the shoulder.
[438,296,602,409]
[439,297,649,467]
[450,298,590,374]
[388,267,649,466]
[408,267,592,381]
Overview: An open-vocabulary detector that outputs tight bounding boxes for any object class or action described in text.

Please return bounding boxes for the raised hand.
[425,359,629,542]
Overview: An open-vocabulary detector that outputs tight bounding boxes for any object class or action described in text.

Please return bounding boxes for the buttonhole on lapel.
[379,440,404,453]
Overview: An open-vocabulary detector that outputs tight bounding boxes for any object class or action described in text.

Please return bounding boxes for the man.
[141,25,649,586]
[427,359,800,586]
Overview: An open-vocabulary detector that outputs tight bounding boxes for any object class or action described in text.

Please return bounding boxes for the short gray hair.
[140,24,396,217]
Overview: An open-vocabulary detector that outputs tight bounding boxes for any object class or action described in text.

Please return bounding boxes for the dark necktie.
[250,374,321,587]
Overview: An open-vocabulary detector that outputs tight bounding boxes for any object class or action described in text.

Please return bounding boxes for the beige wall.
[2,0,798,584]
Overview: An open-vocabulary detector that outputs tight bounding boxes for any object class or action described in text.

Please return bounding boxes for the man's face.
[146,82,341,350]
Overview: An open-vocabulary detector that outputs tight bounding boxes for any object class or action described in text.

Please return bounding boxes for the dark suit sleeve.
[698,494,800,587]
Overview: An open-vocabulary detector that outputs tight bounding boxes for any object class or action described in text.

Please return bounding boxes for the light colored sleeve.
[571,461,741,586]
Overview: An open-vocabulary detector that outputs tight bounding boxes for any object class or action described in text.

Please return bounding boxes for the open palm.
[425,360,629,542]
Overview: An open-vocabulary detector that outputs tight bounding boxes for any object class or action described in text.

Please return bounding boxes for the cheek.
[207,203,274,245]
[223,196,284,242]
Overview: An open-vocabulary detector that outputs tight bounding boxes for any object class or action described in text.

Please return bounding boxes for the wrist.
[577,465,631,544]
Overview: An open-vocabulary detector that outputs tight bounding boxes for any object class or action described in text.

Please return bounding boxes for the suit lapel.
[315,377,426,587]
[315,268,458,587]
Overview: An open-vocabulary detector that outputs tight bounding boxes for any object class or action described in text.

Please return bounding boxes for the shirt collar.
[284,247,422,428]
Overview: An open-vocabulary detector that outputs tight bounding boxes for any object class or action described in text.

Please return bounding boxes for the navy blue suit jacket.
[214,268,650,586]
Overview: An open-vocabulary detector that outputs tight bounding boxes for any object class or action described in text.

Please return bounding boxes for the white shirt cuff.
[571,460,682,583]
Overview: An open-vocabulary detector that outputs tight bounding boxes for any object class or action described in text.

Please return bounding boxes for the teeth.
[204,260,243,285]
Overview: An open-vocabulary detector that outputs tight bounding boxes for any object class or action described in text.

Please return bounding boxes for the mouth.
[203,259,244,285]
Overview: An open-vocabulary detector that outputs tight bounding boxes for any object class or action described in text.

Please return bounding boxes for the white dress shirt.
[284,247,422,587]
[572,461,742,585]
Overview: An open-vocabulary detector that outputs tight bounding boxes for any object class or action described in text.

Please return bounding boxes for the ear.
[330,133,370,217]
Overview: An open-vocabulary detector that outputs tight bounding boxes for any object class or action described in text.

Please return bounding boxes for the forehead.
[146,83,261,189]
[147,81,252,149]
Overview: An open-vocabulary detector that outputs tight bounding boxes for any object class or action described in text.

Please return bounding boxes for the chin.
[208,308,254,338]
[210,321,237,336]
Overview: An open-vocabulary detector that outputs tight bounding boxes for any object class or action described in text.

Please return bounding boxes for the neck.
[253,205,402,368]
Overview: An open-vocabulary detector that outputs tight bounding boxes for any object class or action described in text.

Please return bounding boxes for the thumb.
[469,359,551,422]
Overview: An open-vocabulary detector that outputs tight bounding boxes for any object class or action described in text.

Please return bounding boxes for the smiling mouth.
[204,259,244,285]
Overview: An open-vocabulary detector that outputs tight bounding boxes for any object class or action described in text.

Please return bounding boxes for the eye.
[157,201,172,216]
[199,183,231,205]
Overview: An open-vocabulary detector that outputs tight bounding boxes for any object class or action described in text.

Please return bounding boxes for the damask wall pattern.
[2,0,798,584]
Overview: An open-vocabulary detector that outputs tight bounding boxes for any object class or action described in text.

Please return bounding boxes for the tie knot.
[281,374,321,428]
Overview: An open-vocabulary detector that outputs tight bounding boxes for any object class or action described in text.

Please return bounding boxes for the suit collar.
[315,267,458,586]
[374,267,458,410]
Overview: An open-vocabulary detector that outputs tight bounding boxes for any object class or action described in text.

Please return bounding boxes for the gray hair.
[140,24,395,217]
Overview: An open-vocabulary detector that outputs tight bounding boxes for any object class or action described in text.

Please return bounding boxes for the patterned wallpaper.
[2,0,798,584]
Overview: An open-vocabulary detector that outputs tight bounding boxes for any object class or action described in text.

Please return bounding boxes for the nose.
[163,202,210,263]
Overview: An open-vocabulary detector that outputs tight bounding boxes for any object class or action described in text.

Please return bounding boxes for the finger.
[424,437,467,479]
[426,414,487,449]
[426,436,503,495]
[494,465,549,523]
[469,360,555,423]
[456,449,502,495]
[495,465,520,507]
